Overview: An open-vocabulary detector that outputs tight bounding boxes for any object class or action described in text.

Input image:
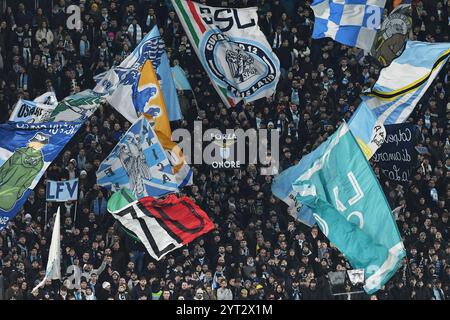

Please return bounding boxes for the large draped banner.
[293,123,405,294]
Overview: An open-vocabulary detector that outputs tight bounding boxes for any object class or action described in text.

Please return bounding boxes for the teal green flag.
[293,122,405,294]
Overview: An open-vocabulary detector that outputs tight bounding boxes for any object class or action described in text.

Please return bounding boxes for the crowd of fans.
[0,0,449,300]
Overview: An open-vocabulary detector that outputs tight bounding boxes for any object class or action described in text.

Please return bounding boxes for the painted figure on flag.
[0,132,48,211]
[118,134,152,195]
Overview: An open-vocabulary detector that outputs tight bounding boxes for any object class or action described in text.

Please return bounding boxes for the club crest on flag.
[201,32,277,99]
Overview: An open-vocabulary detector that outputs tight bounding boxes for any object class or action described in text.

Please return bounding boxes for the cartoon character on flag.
[0,132,49,211]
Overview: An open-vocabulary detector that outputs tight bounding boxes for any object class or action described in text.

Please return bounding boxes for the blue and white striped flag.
[350,41,450,159]
[311,0,386,50]
[96,116,179,199]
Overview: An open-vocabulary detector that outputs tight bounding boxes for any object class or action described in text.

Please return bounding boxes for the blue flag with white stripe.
[96,116,179,199]
[311,0,386,50]
[350,41,450,159]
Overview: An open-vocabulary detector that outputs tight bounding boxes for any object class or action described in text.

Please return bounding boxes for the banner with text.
[373,123,417,183]
[46,178,79,202]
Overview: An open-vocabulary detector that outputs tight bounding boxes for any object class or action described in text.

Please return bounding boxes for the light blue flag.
[0,122,81,229]
[171,65,192,91]
[292,122,405,294]
[153,27,184,121]
[311,0,386,51]
[46,178,79,202]
[349,41,450,159]
[96,116,179,199]
[272,141,328,227]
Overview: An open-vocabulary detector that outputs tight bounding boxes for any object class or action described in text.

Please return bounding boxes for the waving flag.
[293,123,405,294]
[0,122,81,229]
[311,0,386,50]
[32,207,61,293]
[350,41,450,159]
[48,89,104,123]
[96,116,179,198]
[107,190,214,261]
[172,0,280,108]
[94,26,182,121]
[10,92,59,123]
[10,99,56,123]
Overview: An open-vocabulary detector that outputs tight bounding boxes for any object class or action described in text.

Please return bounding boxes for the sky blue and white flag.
[311,0,386,50]
[272,141,328,227]
[171,65,192,91]
[46,178,79,202]
[292,122,405,294]
[9,99,55,123]
[0,122,81,229]
[96,116,179,199]
[10,92,58,123]
[94,25,182,122]
[350,41,450,159]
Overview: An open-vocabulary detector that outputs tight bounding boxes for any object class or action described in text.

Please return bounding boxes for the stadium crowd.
[0,0,449,300]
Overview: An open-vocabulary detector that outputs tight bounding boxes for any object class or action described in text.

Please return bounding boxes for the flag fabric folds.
[96,116,179,198]
[272,141,329,227]
[0,122,80,229]
[349,41,450,159]
[311,0,386,51]
[94,30,193,188]
[172,0,280,108]
[32,207,61,293]
[94,26,182,122]
[171,65,192,91]
[9,98,56,123]
[107,191,214,261]
[48,89,103,123]
[292,123,405,294]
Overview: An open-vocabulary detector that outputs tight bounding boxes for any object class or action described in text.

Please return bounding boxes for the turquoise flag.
[292,122,405,294]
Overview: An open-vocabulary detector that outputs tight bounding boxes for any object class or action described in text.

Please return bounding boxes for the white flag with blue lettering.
[46,178,79,202]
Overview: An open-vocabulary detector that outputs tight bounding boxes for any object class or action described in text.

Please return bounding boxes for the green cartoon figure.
[0,132,49,211]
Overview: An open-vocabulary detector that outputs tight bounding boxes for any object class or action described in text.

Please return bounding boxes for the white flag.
[32,208,61,293]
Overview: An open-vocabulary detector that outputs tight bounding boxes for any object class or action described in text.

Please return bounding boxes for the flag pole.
[74,201,78,225]
[44,202,48,232]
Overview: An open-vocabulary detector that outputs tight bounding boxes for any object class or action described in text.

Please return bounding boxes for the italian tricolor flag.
[171,0,280,108]
[172,0,237,107]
